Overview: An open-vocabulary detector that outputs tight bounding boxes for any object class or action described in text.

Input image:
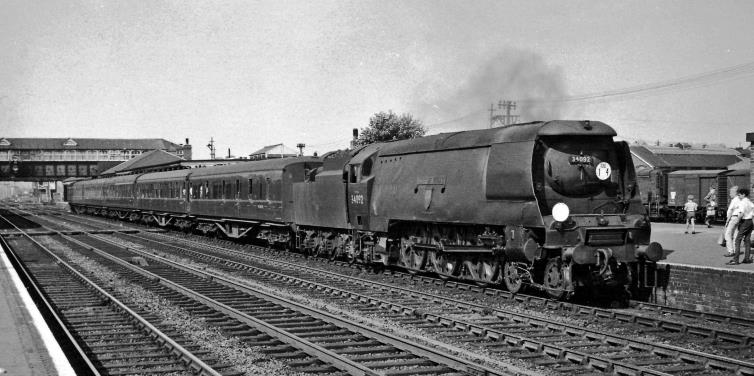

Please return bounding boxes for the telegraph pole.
[489,100,520,128]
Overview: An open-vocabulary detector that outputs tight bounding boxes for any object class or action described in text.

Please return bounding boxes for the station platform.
[0,243,75,375]
[652,222,754,271]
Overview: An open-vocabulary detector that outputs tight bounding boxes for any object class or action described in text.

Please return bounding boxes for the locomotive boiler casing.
[357,127,545,233]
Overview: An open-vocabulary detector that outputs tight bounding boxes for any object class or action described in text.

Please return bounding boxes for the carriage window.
[248,178,253,196]
[236,180,240,199]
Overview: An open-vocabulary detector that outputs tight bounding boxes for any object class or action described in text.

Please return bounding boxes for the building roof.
[249,144,299,157]
[667,169,726,176]
[727,157,750,171]
[630,145,742,169]
[101,150,184,175]
[0,137,184,150]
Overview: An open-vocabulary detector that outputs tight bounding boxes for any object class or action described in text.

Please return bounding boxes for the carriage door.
[184,178,191,213]
[347,155,375,230]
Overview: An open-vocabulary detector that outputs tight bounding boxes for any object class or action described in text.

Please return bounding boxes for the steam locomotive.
[68,120,663,299]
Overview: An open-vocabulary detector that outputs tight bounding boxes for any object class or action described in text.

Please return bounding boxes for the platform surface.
[652,222,754,271]
[0,245,74,375]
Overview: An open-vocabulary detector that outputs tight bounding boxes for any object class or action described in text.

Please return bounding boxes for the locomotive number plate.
[569,155,593,165]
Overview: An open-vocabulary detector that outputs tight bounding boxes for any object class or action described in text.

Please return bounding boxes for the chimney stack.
[351,128,359,148]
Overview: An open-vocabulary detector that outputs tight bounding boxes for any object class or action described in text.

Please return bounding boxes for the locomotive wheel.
[428,251,458,279]
[543,258,566,300]
[502,261,525,293]
[345,247,359,264]
[400,245,426,273]
[473,258,501,287]
[311,244,323,258]
[328,246,340,261]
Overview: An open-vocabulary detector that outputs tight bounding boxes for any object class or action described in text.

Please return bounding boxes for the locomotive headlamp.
[552,202,570,222]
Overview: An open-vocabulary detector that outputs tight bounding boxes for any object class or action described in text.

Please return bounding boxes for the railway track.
[12,205,754,374]
[106,230,754,375]
[1,208,509,376]
[36,206,754,334]
[0,214,226,376]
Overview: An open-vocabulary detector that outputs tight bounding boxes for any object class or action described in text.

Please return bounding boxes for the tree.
[355,111,426,146]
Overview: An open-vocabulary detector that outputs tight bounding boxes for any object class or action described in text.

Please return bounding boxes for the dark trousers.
[734,218,753,261]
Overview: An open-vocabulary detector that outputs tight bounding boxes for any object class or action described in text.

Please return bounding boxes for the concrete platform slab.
[0,244,75,375]
[651,222,754,270]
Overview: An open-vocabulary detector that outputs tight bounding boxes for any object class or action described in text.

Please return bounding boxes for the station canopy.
[100,150,184,176]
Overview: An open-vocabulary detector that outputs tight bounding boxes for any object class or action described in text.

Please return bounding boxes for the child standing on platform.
[684,195,698,234]
[705,201,716,228]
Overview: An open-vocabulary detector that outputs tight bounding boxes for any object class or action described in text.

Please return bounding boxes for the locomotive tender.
[69,120,663,299]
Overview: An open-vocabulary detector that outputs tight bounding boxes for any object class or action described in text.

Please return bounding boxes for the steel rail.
[32,205,754,331]
[65,231,383,376]
[0,213,223,376]
[172,231,754,345]
[0,232,101,376]
[19,206,754,374]
[122,232,664,375]
[73,231,512,376]
[123,230,754,376]
[4,212,376,376]
[628,300,754,329]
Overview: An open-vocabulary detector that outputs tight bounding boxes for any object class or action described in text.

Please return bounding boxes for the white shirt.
[739,197,754,220]
[728,196,742,218]
[683,201,698,212]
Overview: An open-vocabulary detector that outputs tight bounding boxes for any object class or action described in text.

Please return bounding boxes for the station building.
[0,137,191,201]
[0,137,191,180]
[248,144,300,161]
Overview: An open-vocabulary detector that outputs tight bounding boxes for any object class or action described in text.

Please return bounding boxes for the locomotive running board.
[413,244,492,254]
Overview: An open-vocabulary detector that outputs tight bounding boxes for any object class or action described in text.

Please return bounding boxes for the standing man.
[724,186,741,257]
[728,188,754,265]
[704,186,716,204]
[684,195,698,234]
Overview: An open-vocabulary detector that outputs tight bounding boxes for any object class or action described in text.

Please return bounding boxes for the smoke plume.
[411,49,567,132]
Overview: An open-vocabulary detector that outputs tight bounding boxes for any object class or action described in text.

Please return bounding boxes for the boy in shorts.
[705,201,716,228]
[684,195,698,234]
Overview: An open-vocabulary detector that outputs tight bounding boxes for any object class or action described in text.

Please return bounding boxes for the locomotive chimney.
[185,138,189,145]
[351,128,359,148]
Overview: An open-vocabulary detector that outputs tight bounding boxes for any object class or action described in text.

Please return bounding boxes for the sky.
[2,0,753,159]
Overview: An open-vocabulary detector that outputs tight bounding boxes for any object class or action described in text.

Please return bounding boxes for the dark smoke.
[411,49,567,132]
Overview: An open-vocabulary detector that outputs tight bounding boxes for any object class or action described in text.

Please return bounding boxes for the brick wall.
[648,263,754,317]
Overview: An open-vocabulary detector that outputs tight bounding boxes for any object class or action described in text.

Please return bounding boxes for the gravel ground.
[36,236,310,376]
[135,244,552,376]
[152,233,754,361]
